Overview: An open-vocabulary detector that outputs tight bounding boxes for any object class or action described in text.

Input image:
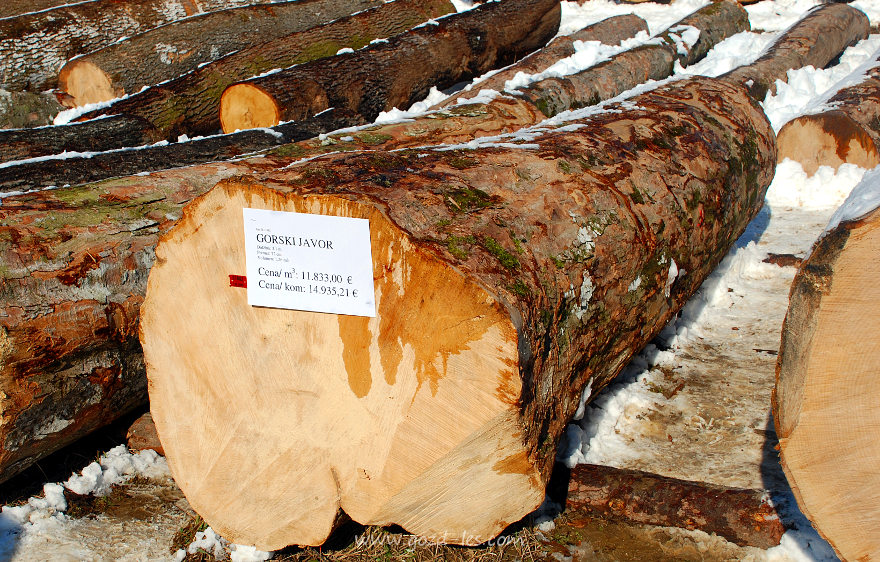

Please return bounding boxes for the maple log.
[518,0,749,117]
[75,0,456,140]
[774,189,880,561]
[721,3,869,101]
[0,0,274,92]
[565,464,784,548]
[776,47,880,175]
[141,76,775,549]
[219,0,561,132]
[442,14,649,104]
[57,0,383,107]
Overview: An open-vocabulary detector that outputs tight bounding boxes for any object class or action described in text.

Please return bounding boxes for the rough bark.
[57,0,384,107]
[0,0,74,19]
[0,0,277,92]
[773,203,880,562]
[776,47,880,174]
[566,464,784,548]
[140,76,775,549]
[441,14,649,105]
[219,0,562,132]
[0,89,64,129]
[720,3,870,101]
[76,0,456,140]
[0,110,365,192]
[517,0,750,117]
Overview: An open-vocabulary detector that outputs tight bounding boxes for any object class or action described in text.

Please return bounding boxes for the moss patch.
[482,236,519,270]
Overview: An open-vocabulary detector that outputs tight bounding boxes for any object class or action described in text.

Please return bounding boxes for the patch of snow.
[558,0,711,36]
[825,164,880,233]
[745,0,822,32]
[336,47,354,55]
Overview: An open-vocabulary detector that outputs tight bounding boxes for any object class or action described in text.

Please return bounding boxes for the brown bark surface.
[720,3,869,101]
[57,0,384,107]
[776,47,880,174]
[219,0,562,132]
[0,89,64,129]
[773,205,880,561]
[142,76,775,548]
[75,0,454,140]
[442,14,649,104]
[518,1,749,117]
[0,0,74,19]
[0,0,276,92]
[566,464,784,548]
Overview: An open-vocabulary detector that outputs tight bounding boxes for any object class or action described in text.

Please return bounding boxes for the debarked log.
[720,3,869,101]
[776,47,880,175]
[56,0,384,107]
[218,0,561,132]
[140,75,775,549]
[773,187,880,561]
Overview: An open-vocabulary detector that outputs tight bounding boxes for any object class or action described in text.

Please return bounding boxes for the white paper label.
[243,208,376,317]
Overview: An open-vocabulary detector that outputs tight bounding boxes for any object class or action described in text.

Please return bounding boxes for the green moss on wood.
[356,132,393,146]
[482,236,519,270]
[444,186,496,214]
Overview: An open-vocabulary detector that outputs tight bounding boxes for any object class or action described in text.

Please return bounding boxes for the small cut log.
[566,464,784,548]
[75,0,456,140]
[776,47,880,175]
[774,178,880,561]
[141,75,775,549]
[0,0,276,92]
[517,0,749,117]
[218,0,562,132]
[0,89,64,130]
[57,0,384,107]
[720,3,869,101]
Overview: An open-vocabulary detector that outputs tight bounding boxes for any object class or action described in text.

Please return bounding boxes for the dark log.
[774,197,880,561]
[0,89,64,129]
[776,47,880,174]
[140,75,775,548]
[566,464,784,548]
[0,0,73,19]
[57,0,384,107]
[442,14,649,104]
[720,3,869,101]
[0,0,275,92]
[76,0,456,140]
[0,110,365,192]
[218,0,561,132]
[517,0,749,117]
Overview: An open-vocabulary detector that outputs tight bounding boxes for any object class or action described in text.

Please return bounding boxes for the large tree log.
[776,47,880,175]
[720,3,869,101]
[0,0,74,19]
[773,182,880,561]
[565,464,784,548]
[141,75,775,549]
[73,0,456,141]
[0,0,280,92]
[218,0,562,132]
[516,0,749,117]
[441,14,649,104]
[0,89,64,129]
[57,0,384,107]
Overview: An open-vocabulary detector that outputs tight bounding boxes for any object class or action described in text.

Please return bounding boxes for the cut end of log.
[220,84,282,133]
[777,111,880,175]
[141,179,544,549]
[58,60,121,107]
[775,207,880,560]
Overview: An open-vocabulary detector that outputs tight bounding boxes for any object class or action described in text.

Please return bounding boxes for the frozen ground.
[2,0,880,559]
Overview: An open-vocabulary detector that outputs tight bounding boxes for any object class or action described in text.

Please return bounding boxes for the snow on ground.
[4,0,880,559]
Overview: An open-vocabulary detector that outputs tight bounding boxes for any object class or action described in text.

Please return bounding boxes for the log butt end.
[776,111,880,175]
[774,207,880,561]
[141,179,542,549]
[220,84,283,133]
[58,60,121,107]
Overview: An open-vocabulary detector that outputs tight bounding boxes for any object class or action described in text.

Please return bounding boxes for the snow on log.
[776,47,880,175]
[720,3,869,101]
[566,464,784,548]
[773,171,880,562]
[218,0,561,133]
[0,0,279,92]
[74,0,456,141]
[441,14,650,105]
[56,0,384,107]
[517,0,749,117]
[141,75,775,549]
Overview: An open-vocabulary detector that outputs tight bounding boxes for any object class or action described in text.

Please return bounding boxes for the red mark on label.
[229,275,247,288]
